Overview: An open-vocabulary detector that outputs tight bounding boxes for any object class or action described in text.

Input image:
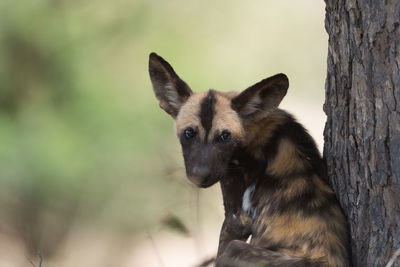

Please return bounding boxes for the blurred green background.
[0,0,326,266]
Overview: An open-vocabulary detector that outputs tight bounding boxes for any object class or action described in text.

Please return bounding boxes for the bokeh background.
[0,1,327,266]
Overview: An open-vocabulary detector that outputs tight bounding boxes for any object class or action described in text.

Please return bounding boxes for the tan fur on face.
[209,93,244,142]
[175,92,207,139]
[175,91,244,142]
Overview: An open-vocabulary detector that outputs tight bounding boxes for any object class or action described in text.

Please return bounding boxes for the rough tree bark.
[324,1,400,266]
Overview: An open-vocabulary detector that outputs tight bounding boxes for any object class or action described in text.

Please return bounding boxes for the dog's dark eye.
[184,127,196,139]
[219,130,231,142]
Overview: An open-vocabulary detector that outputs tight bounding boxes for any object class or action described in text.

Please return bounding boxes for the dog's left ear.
[149,53,193,118]
[231,74,288,122]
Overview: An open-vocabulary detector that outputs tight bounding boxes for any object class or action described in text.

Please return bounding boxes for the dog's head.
[149,53,288,187]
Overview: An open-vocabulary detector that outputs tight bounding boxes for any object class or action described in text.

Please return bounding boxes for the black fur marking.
[199,90,216,140]
[232,146,266,187]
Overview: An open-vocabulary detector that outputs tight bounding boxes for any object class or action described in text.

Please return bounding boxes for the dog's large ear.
[149,53,193,118]
[231,74,288,122]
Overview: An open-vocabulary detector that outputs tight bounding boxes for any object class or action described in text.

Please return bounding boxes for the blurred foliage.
[0,0,326,262]
[0,0,192,257]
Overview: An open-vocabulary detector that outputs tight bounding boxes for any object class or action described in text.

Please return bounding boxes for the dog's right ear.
[149,53,193,118]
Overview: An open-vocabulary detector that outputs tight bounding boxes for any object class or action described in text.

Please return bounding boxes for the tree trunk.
[324,1,400,266]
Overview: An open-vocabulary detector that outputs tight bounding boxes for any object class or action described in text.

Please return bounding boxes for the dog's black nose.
[188,166,212,187]
[191,166,210,179]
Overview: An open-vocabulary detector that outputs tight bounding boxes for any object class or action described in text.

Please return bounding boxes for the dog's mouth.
[198,178,219,188]
[188,175,220,188]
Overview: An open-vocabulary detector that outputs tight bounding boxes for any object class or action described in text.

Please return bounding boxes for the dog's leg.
[217,174,250,256]
[217,214,251,257]
[216,240,313,267]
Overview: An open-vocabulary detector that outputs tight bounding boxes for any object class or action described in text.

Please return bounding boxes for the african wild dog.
[148,53,350,267]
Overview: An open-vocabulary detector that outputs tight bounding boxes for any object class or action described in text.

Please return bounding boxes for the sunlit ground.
[0,0,326,266]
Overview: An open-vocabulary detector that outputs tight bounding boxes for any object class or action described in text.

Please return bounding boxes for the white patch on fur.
[246,234,252,244]
[242,184,256,216]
